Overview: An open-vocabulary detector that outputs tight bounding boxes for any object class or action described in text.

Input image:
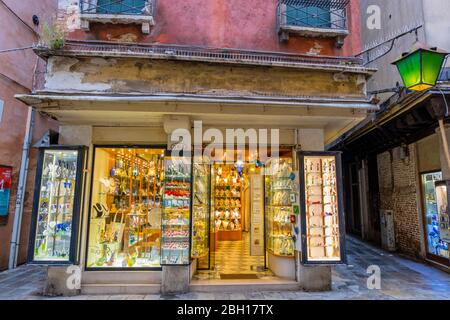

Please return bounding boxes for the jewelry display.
[33,150,79,261]
[304,156,341,261]
[161,156,191,265]
[214,164,242,233]
[265,158,295,257]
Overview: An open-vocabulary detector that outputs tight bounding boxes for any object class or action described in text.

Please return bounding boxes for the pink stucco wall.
[0,0,59,270]
[68,0,363,57]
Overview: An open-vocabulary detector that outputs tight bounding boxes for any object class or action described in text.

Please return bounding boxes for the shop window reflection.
[421,172,449,259]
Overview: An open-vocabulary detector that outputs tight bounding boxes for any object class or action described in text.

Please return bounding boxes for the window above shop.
[79,0,156,34]
[277,0,349,48]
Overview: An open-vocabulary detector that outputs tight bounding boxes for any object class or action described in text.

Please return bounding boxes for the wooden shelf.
[217,230,242,241]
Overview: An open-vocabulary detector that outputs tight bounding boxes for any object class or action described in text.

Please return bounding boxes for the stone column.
[43,125,92,296]
[161,115,192,295]
[296,128,332,292]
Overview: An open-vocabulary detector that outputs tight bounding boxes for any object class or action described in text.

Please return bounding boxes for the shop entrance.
[192,148,296,280]
[193,161,267,279]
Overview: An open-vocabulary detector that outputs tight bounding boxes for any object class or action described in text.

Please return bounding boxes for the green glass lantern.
[392,46,448,91]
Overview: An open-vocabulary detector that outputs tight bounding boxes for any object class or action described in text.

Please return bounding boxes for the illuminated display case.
[86,147,164,269]
[191,158,211,269]
[28,147,85,264]
[161,153,191,265]
[213,164,243,241]
[298,151,346,265]
[435,180,450,246]
[265,158,295,257]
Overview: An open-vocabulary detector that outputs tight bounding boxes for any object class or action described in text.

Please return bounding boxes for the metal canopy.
[335,95,447,156]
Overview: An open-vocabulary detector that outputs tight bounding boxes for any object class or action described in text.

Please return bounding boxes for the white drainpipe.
[8,107,35,269]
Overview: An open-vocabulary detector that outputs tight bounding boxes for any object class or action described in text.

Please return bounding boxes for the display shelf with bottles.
[161,155,191,265]
[213,164,242,241]
[191,160,210,264]
[265,158,295,257]
[300,152,345,264]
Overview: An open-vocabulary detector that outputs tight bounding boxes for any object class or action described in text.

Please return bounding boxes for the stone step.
[82,271,162,285]
[81,283,161,295]
[189,279,300,293]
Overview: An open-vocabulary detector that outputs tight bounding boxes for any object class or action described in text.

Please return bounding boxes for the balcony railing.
[80,0,154,15]
[278,0,350,45]
[79,0,156,34]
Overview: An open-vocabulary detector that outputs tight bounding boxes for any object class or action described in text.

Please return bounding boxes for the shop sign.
[0,166,12,217]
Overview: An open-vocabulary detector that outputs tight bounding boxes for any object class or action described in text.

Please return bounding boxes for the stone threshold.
[189,278,300,293]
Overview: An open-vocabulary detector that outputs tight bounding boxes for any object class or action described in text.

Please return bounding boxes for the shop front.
[26,137,347,293]
[17,42,375,294]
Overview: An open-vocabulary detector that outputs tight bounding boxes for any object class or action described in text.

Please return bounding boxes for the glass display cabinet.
[28,147,85,264]
[265,158,295,257]
[298,151,346,265]
[191,157,211,269]
[435,180,450,247]
[161,153,191,265]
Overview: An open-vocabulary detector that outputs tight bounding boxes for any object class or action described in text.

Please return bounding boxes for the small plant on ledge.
[39,21,66,50]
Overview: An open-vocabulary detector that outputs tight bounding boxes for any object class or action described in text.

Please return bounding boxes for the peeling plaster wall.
[45,56,367,98]
[57,0,362,56]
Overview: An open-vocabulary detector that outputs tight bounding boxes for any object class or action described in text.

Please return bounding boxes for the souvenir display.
[214,164,242,235]
[32,149,81,262]
[87,148,164,268]
[191,160,210,266]
[161,155,191,265]
[302,153,343,263]
[421,173,449,259]
[265,158,295,257]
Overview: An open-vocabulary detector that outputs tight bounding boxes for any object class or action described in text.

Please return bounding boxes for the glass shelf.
[161,156,191,265]
[265,158,295,257]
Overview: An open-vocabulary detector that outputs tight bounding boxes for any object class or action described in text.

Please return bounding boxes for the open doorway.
[192,148,295,281]
[194,161,268,280]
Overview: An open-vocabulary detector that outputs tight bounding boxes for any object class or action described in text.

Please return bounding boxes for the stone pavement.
[1,236,449,300]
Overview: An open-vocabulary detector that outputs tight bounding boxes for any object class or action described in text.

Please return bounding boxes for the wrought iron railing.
[278,0,349,30]
[80,0,155,15]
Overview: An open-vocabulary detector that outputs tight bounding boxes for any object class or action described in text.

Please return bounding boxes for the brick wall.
[377,144,423,258]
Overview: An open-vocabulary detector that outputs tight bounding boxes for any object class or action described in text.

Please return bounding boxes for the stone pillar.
[42,125,92,297]
[161,266,191,295]
[59,125,92,146]
[44,266,81,297]
[298,265,332,292]
[162,115,192,295]
[296,128,332,291]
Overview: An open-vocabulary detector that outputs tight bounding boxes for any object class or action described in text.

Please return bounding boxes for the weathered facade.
[16,0,378,295]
